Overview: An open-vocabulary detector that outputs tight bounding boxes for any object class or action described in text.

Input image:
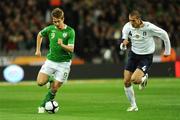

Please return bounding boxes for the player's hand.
[35,51,41,57]
[57,39,63,46]
[120,43,127,51]
[123,39,129,45]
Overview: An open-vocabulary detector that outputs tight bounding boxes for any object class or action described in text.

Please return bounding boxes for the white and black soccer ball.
[45,100,59,113]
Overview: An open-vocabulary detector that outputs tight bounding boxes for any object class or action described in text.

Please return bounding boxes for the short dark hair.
[51,8,64,19]
[129,10,141,19]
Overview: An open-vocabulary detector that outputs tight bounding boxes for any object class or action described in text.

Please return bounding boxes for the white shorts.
[40,59,71,83]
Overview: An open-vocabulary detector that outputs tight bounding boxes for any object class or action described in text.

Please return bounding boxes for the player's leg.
[124,70,138,112]
[130,68,148,90]
[37,60,55,86]
[37,60,55,113]
[37,72,51,113]
[48,65,70,103]
[123,51,139,111]
[38,63,71,113]
[131,68,144,84]
[38,80,62,113]
[40,80,63,108]
[134,54,153,90]
[37,72,49,86]
[40,66,70,107]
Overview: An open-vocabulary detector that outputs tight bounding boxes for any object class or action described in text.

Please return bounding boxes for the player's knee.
[37,79,45,86]
[37,82,44,86]
[124,80,131,87]
[51,84,60,93]
[51,87,58,93]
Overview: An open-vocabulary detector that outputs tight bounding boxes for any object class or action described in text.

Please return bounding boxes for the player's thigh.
[124,70,133,87]
[37,72,49,85]
[125,51,138,73]
[138,54,153,73]
[131,68,144,83]
[37,61,56,85]
[131,54,153,82]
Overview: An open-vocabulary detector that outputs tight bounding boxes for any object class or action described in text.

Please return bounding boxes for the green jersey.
[40,25,75,62]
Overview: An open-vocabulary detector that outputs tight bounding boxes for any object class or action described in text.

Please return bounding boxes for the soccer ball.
[45,100,59,113]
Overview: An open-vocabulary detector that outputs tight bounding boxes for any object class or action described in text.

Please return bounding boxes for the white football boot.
[38,107,45,113]
[139,73,148,90]
[126,106,138,112]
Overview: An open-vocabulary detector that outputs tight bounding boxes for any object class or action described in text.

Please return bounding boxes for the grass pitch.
[0,78,180,120]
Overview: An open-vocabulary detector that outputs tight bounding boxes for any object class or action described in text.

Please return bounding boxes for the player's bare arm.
[35,32,43,57]
[57,39,74,53]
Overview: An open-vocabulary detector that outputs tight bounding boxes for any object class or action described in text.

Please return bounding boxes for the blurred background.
[0,0,179,81]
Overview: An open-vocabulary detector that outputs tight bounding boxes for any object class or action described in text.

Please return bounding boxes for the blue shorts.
[125,51,153,74]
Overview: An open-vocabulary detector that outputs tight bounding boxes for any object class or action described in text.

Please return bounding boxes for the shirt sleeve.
[68,29,75,46]
[149,22,171,55]
[122,23,130,40]
[40,26,51,37]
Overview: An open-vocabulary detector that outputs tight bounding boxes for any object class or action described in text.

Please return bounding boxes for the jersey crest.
[63,33,68,38]
[135,34,140,38]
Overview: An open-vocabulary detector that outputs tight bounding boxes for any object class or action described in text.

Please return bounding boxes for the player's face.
[52,17,64,27]
[129,15,141,28]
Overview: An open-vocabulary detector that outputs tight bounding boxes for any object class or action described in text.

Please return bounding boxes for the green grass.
[0,78,180,120]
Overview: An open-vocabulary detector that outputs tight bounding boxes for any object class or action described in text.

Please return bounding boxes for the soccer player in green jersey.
[35,8,75,113]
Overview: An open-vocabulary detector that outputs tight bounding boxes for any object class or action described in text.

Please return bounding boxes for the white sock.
[124,86,137,107]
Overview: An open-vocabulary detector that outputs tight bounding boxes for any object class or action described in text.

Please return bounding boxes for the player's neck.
[58,23,66,29]
[134,21,144,28]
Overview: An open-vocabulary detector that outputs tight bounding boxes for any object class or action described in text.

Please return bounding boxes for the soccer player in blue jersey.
[120,10,171,111]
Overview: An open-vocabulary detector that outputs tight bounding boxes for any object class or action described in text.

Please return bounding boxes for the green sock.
[40,89,56,107]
